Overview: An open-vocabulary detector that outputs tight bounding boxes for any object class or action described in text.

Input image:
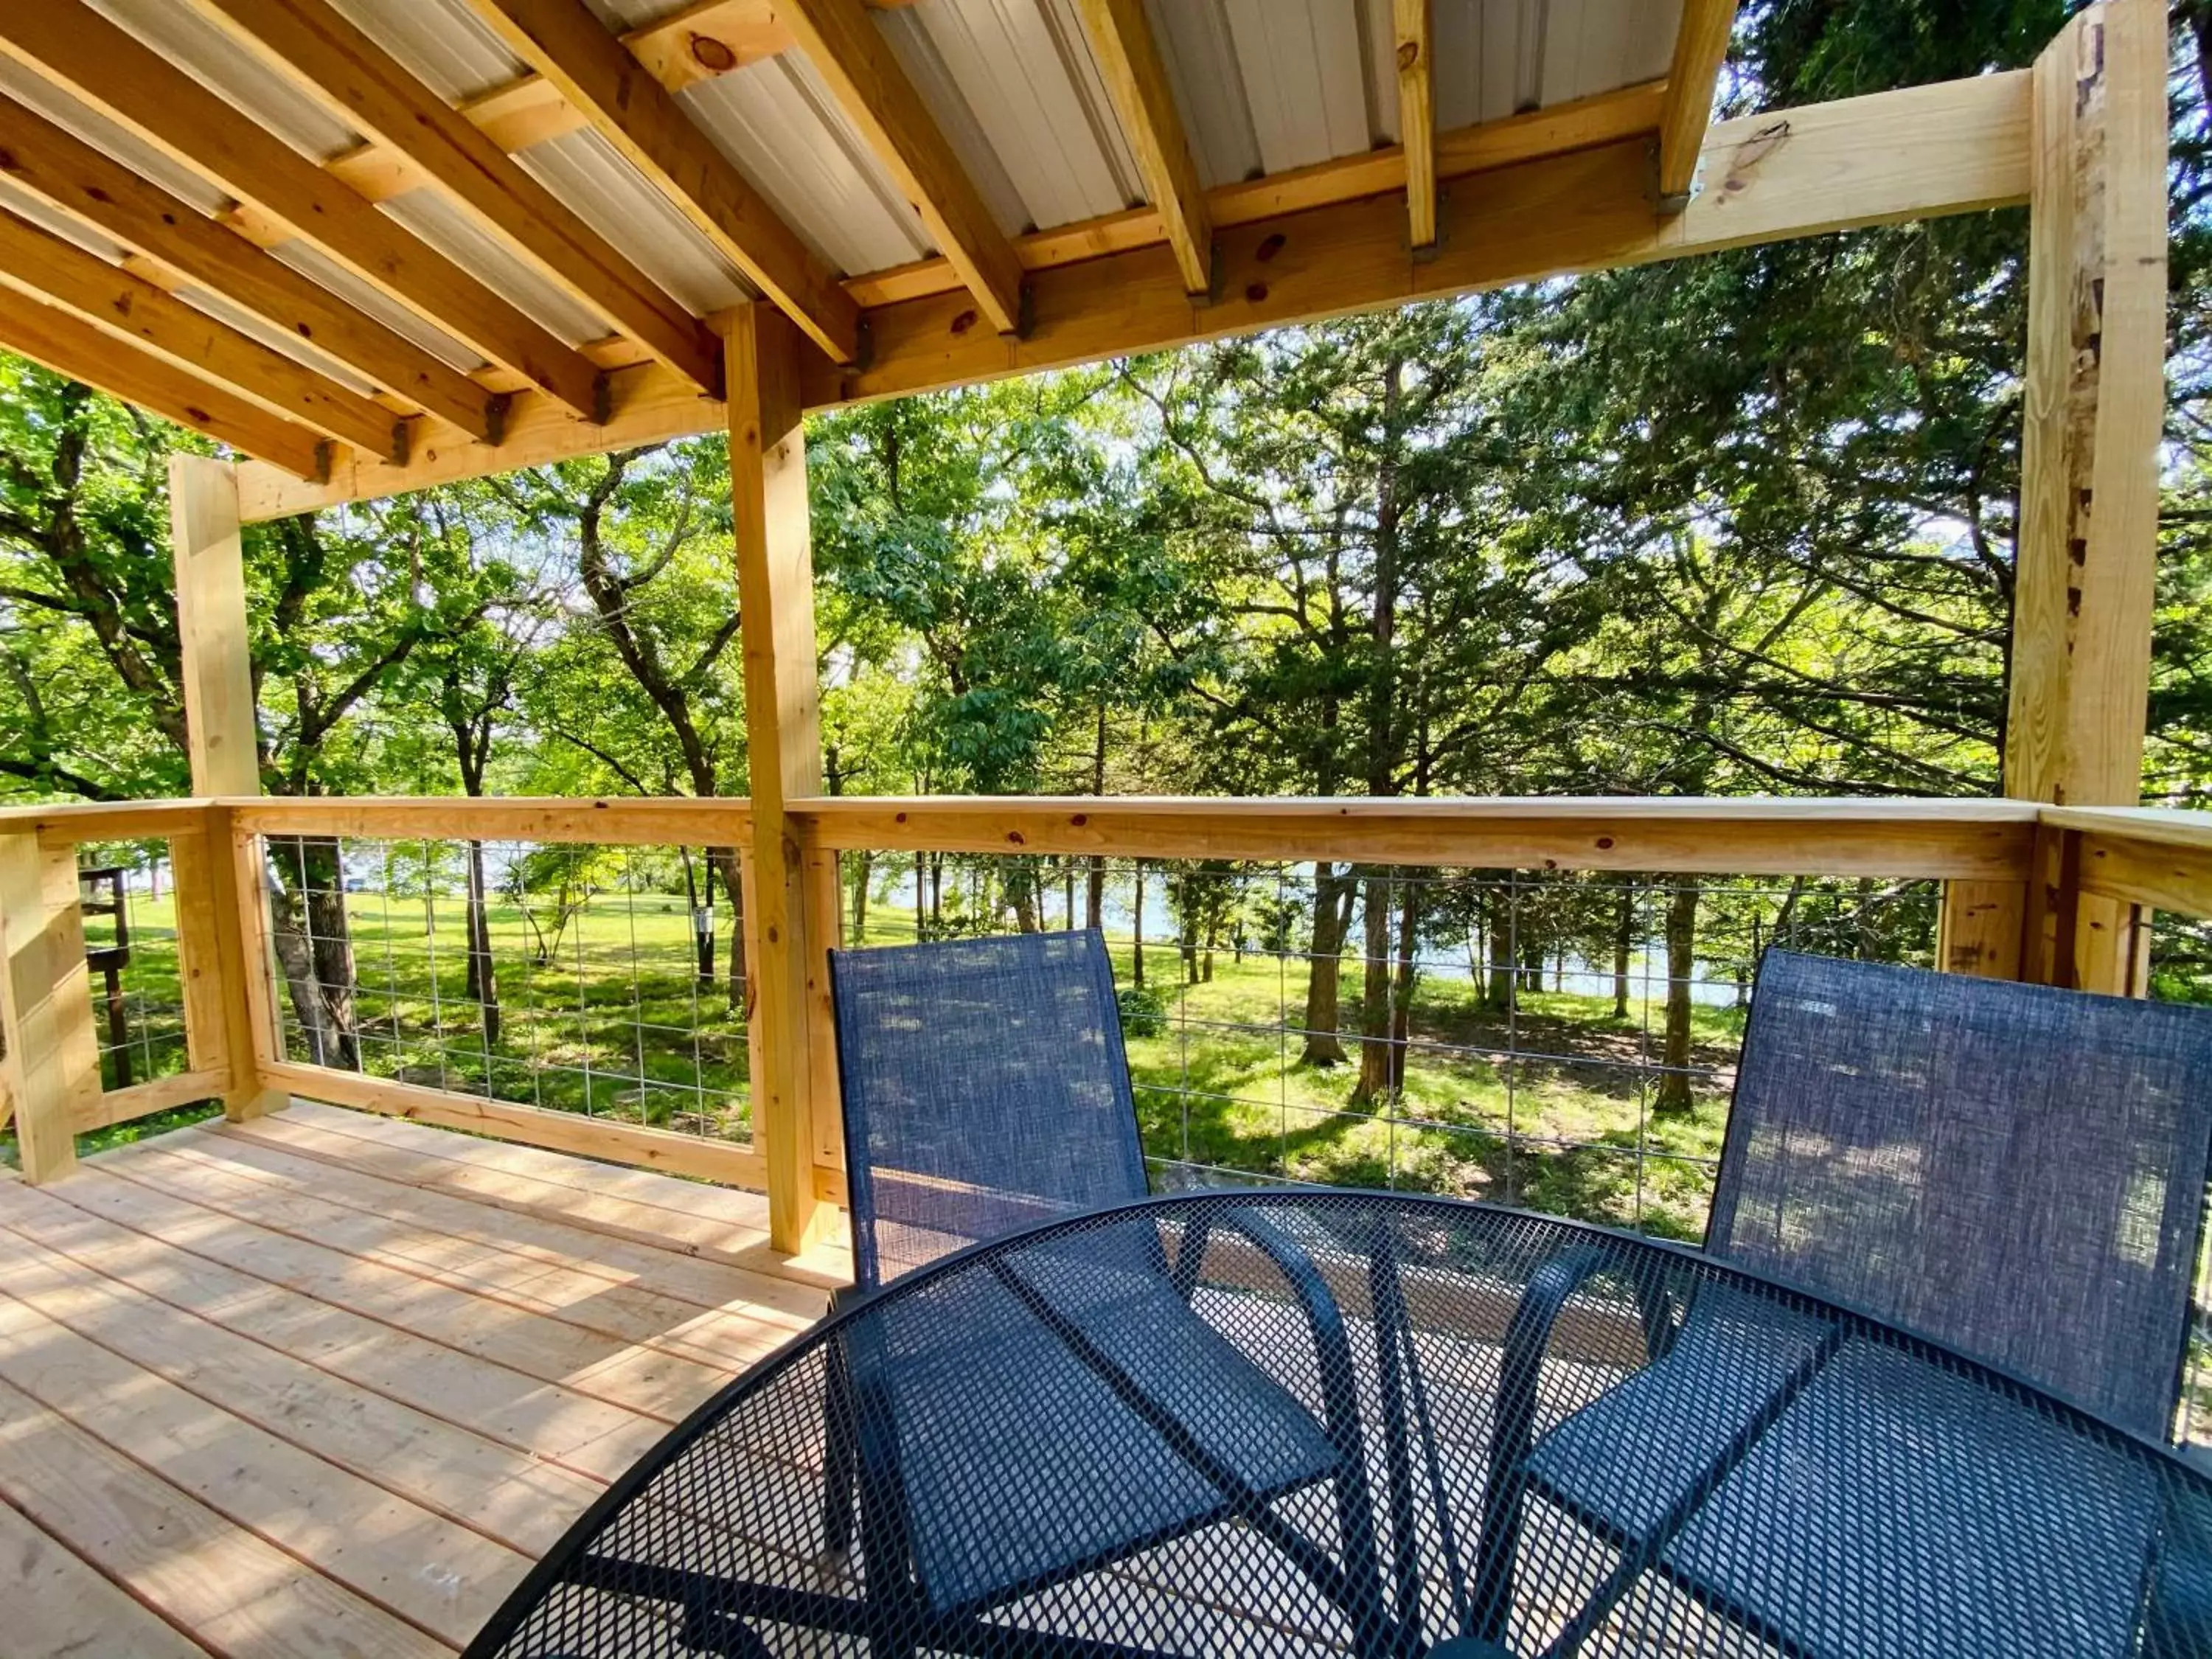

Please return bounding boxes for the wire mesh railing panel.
[255,833,753,1144]
[835,854,1942,1244]
[74,841,191,1093]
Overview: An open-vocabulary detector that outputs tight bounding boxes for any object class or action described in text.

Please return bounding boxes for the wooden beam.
[789,796,2037,880]
[0,94,503,444]
[844,81,1668,307]
[1073,0,1212,296]
[1935,880,2026,978]
[727,305,835,1254]
[0,209,402,460]
[0,1,605,423]
[186,0,722,397]
[1393,0,1438,251]
[0,832,100,1182]
[1658,0,1739,209]
[231,793,751,846]
[2001,0,2167,994]
[233,72,2030,515]
[779,0,1026,335]
[457,0,863,367]
[0,290,333,480]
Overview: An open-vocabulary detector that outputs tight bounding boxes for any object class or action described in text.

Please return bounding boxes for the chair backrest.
[1710,948,2212,1440]
[828,929,1149,1291]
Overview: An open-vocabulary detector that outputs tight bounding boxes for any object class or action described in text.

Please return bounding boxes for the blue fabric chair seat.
[1655,1340,2166,1659]
[1518,1286,1837,1543]
[853,1236,1340,1613]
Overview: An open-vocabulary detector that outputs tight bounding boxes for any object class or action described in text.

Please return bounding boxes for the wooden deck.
[0,1099,845,1658]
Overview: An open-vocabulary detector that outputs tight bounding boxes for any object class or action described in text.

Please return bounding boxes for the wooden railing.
[4,790,2208,1252]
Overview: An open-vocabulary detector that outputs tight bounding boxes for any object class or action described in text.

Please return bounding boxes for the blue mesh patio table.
[464,1190,2212,1659]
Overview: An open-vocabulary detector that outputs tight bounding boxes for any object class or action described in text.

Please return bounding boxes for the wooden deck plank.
[0,1177,664,1482]
[0,1374,454,1657]
[254,1100,807,1271]
[0,1214,605,1557]
[209,1117,826,1323]
[0,1489,216,1659]
[48,1164,735,1421]
[98,1138,795,1376]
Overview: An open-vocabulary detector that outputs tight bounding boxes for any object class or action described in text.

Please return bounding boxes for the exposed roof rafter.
[1072,0,1212,299]
[457,0,863,366]
[184,0,724,397]
[0,286,332,479]
[1659,0,1741,210]
[777,0,1027,336]
[0,0,605,422]
[0,92,506,442]
[1393,0,1438,252]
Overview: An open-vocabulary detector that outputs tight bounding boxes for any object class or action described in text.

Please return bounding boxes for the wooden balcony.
[0,1098,845,1658]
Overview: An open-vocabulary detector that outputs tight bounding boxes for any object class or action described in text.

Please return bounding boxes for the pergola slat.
[185,0,724,397]
[0,1,605,424]
[1072,0,1212,299]
[778,0,1027,336]
[0,288,332,479]
[459,0,864,367]
[1393,0,1438,252]
[0,94,505,444]
[1658,0,1740,209]
[0,208,403,459]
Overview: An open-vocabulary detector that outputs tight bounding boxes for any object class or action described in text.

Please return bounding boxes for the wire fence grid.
[254,832,753,1146]
[71,844,190,1093]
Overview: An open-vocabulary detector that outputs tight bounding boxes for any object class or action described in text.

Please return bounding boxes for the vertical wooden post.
[168,453,284,1116]
[0,831,100,1181]
[1958,0,2167,990]
[728,303,837,1254]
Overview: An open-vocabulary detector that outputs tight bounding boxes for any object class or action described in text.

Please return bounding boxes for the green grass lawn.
[10,886,1740,1237]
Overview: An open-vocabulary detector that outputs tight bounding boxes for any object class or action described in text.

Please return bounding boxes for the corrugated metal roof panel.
[1143,0,1260,189]
[0,181,125,262]
[88,0,362,161]
[322,0,528,104]
[683,57,937,276]
[876,5,1032,236]
[0,57,231,215]
[514,128,754,315]
[1222,0,1379,175]
[378,188,613,347]
[268,237,488,372]
[1541,0,1680,108]
[897,0,1135,228]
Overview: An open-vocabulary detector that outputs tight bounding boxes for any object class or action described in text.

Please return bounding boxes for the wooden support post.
[1964,0,2167,990]
[168,455,285,1116]
[728,304,836,1254]
[0,831,100,1181]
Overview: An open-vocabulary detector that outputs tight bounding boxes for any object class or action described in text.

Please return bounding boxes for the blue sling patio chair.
[818,929,1396,1656]
[1464,949,2212,1655]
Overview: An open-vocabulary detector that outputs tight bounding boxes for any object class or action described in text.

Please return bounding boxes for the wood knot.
[689,32,737,72]
[1255,233,1286,263]
[1245,281,1268,304]
[1006,831,1026,846]
[1396,39,1420,72]
[950,309,978,335]
[1595,836,1614,850]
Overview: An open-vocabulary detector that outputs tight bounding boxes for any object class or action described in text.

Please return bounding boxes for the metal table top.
[467,1189,2212,1659]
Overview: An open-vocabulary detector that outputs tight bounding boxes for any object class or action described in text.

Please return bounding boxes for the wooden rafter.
[184,0,723,397]
[0,0,604,423]
[1072,0,1211,299]
[1658,0,1740,209]
[778,0,1026,336]
[1394,0,1438,251]
[0,288,330,479]
[0,209,402,459]
[0,94,506,443]
[234,72,2032,520]
[458,0,863,366]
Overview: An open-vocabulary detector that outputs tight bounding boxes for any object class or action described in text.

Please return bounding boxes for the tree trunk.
[1352,874,1396,1106]
[1010,861,1041,933]
[1385,880,1419,1096]
[1132,861,1145,990]
[1655,877,1700,1116]
[1613,886,1634,1019]
[267,833,358,1071]
[851,852,872,947]
[1301,862,1351,1065]
[465,838,498,1046]
[707,846,745,1009]
[1484,889,1517,1013]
